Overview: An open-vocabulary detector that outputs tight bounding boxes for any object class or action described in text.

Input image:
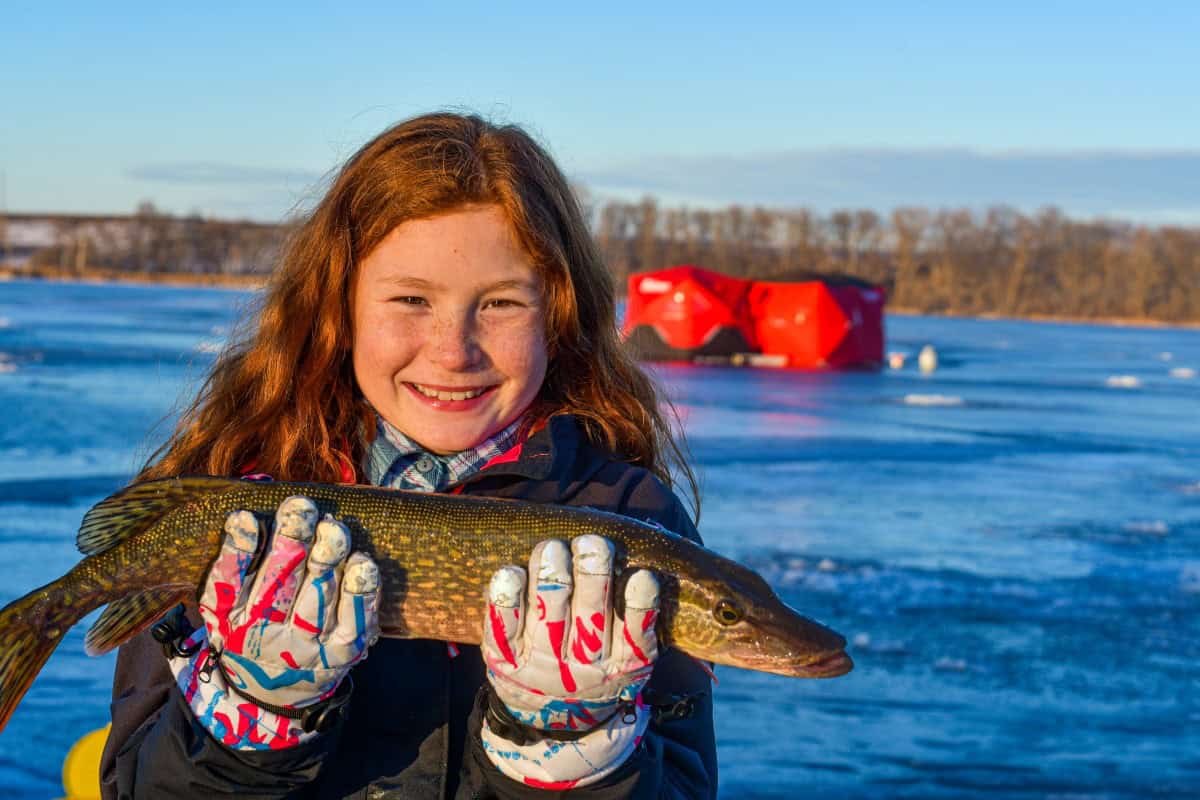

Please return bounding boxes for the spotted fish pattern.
[0,476,850,735]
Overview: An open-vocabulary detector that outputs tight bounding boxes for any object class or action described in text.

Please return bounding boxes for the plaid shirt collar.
[363,415,526,492]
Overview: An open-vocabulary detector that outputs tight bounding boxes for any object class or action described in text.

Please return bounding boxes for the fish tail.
[0,576,89,733]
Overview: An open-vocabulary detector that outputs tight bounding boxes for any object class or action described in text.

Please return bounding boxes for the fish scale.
[0,476,851,733]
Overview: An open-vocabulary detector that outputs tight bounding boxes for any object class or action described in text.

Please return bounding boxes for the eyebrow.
[381,276,538,293]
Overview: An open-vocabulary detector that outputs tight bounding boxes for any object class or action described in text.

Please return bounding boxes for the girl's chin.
[401,415,502,454]
[419,433,491,455]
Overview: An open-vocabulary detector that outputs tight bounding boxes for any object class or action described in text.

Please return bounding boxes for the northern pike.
[0,476,852,732]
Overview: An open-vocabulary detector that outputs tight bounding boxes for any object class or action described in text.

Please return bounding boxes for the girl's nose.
[430,313,482,370]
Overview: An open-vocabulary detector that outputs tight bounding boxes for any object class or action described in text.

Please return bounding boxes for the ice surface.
[1,281,1198,798]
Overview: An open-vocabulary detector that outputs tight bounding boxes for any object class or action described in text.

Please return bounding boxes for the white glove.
[480,535,660,788]
[168,496,380,750]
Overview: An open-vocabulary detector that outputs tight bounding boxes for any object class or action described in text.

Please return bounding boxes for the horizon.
[3,187,1196,233]
[4,3,1199,224]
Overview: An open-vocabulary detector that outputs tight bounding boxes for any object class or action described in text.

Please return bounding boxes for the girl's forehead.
[358,206,546,291]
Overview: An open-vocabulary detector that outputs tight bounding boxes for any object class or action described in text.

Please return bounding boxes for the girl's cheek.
[375,312,426,342]
[358,313,424,368]
[483,318,547,362]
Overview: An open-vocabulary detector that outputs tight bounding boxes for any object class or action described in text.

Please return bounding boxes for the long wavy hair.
[138,112,699,516]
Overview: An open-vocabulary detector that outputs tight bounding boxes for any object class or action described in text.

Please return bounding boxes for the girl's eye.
[390,296,428,306]
[483,298,523,310]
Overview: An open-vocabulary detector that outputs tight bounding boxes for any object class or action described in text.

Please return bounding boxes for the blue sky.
[3,2,1198,223]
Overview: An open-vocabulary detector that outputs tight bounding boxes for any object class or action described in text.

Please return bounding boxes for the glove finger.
[483,565,527,671]
[198,510,259,652]
[568,535,614,665]
[237,496,319,630]
[519,539,583,696]
[616,569,660,669]
[326,552,381,664]
[524,539,572,663]
[290,515,352,639]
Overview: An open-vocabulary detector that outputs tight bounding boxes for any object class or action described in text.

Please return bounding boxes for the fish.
[0,476,852,732]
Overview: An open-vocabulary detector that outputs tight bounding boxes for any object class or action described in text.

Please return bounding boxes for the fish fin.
[0,576,87,733]
[77,476,238,555]
[85,587,190,656]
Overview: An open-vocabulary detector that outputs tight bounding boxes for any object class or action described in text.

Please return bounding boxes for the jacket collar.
[363,415,526,490]
[457,414,580,486]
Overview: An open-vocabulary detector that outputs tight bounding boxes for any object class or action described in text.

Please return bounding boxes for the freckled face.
[352,206,549,455]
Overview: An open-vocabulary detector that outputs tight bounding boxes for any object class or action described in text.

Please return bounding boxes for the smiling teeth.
[413,384,486,401]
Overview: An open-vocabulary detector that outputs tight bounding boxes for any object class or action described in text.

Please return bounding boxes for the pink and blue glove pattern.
[169,496,381,750]
[481,535,660,789]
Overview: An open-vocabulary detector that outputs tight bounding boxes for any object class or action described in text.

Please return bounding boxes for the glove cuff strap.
[151,604,202,659]
[479,688,650,788]
[483,686,636,746]
[213,656,354,734]
[165,637,351,748]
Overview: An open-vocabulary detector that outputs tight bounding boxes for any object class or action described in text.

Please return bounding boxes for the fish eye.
[713,599,743,626]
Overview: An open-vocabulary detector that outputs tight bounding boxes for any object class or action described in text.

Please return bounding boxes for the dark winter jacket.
[100,415,717,799]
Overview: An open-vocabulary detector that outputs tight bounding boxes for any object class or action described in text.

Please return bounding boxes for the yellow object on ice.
[60,723,109,800]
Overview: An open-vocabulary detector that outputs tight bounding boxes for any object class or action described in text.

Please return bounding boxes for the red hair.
[139,113,698,516]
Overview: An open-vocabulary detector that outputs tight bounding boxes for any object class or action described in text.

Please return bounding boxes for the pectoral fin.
[85,587,190,656]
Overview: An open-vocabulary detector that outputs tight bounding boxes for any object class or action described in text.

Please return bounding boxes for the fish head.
[664,553,853,678]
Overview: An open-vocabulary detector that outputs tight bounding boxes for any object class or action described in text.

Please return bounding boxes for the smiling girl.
[352,206,549,456]
[99,113,716,799]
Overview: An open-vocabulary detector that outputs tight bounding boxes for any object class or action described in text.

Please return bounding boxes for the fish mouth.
[745,648,854,678]
[791,649,854,678]
[768,614,854,677]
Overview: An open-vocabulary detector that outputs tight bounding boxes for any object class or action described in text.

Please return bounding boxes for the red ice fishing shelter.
[622,265,757,360]
[623,265,885,368]
[747,279,885,368]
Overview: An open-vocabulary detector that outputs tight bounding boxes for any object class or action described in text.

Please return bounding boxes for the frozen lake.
[0,279,1197,798]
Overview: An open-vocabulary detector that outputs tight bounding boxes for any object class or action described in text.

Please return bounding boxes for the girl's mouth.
[405,382,497,409]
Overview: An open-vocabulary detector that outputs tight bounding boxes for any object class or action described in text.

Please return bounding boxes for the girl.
[99,113,716,799]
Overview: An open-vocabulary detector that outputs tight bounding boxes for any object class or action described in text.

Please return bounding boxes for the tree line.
[589,199,1200,323]
[22,202,286,278]
[13,198,1200,322]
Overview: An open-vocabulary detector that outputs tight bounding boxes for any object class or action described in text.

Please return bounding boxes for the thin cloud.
[578,149,1200,222]
[127,162,324,186]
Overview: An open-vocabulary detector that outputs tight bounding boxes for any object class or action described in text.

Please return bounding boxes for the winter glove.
[480,535,660,789]
[168,496,381,750]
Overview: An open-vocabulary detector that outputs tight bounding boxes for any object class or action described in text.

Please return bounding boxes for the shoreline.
[4,269,1197,330]
[0,267,265,291]
[884,307,1200,331]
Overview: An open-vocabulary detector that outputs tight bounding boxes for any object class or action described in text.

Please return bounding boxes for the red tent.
[624,265,885,368]
[623,266,756,360]
[747,280,885,368]
[825,283,886,367]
